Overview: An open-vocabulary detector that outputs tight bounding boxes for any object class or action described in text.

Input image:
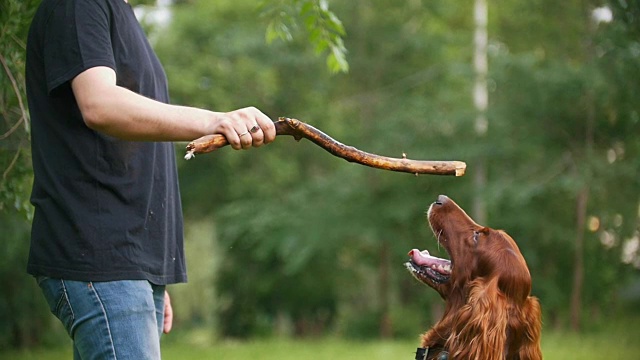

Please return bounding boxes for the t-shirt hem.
[27,264,188,286]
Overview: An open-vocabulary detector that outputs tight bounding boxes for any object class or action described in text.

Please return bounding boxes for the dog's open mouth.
[405,249,452,284]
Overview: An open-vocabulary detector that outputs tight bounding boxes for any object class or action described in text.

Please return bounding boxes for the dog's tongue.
[408,249,451,272]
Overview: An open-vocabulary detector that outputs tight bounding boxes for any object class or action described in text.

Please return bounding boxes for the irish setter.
[405,195,542,360]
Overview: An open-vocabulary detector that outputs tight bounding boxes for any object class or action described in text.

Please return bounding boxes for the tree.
[0,0,56,348]
[158,0,475,338]
[0,0,36,218]
[2,0,639,348]
[489,0,640,328]
[160,0,640,338]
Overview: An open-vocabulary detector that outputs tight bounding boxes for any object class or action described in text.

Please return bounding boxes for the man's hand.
[163,290,173,334]
[213,107,276,150]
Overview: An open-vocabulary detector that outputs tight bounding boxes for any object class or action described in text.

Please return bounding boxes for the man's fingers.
[163,291,173,334]
[218,107,276,150]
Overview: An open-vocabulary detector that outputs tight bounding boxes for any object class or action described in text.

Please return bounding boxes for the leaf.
[265,20,293,43]
[259,0,348,73]
[327,43,349,73]
[325,12,345,36]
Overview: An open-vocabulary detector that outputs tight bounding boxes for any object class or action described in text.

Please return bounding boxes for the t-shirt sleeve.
[44,0,116,94]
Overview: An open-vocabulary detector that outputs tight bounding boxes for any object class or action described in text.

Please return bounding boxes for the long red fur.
[417,196,542,360]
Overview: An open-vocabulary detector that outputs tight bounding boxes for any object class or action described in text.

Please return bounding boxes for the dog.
[405,195,542,360]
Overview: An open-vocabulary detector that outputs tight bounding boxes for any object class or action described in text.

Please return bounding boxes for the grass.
[1,338,416,360]
[4,318,640,360]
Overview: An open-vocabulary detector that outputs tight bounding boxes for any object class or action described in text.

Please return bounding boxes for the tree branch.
[2,142,23,180]
[0,53,28,138]
[185,117,466,176]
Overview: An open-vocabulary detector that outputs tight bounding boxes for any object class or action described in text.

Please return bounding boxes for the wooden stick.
[184,117,466,176]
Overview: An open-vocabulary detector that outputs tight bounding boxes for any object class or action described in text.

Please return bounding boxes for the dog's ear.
[476,230,532,301]
[512,296,543,359]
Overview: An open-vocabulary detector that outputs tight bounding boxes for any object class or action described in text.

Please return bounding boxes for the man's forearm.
[81,84,218,142]
[72,67,216,141]
[71,66,276,149]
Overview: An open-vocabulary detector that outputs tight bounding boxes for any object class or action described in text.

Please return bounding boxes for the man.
[25,0,275,358]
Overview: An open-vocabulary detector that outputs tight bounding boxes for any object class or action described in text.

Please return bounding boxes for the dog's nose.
[435,194,449,205]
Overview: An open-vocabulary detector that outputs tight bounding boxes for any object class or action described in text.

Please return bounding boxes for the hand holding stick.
[185,117,466,176]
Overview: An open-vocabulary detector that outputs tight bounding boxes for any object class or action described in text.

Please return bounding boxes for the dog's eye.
[472,231,479,243]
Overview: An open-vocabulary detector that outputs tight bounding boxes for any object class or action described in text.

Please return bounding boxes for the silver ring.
[250,125,260,133]
[238,130,250,137]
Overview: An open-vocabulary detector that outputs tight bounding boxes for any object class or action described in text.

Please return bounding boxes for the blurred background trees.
[1,0,638,348]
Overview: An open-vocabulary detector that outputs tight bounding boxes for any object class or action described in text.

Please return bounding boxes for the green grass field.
[4,319,639,360]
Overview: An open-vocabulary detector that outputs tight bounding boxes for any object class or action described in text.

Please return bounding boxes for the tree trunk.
[473,0,488,222]
[379,240,393,338]
[570,187,588,331]
[570,9,597,331]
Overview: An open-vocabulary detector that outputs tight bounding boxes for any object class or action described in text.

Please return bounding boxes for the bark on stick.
[185,117,466,176]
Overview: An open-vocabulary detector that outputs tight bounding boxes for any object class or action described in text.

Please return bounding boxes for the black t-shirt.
[26,0,186,285]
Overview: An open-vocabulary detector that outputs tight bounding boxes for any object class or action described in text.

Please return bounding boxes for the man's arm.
[71,66,276,150]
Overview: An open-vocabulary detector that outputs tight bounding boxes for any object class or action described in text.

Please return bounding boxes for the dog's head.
[405,195,532,302]
[405,195,542,359]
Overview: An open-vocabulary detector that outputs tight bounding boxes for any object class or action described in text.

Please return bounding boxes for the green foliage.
[1,0,639,349]
[161,0,639,339]
[502,24,637,329]
[161,0,474,339]
[261,0,348,73]
[170,220,218,328]
[0,0,37,219]
[0,0,48,350]
[487,4,640,322]
[0,212,55,348]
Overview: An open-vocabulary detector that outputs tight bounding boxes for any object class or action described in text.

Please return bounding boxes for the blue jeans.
[37,277,166,360]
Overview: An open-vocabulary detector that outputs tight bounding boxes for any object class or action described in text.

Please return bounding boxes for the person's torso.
[25,0,186,284]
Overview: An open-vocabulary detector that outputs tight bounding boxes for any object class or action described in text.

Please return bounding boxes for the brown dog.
[405,195,542,360]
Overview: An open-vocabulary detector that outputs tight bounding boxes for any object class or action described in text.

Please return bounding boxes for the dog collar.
[415,347,449,360]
